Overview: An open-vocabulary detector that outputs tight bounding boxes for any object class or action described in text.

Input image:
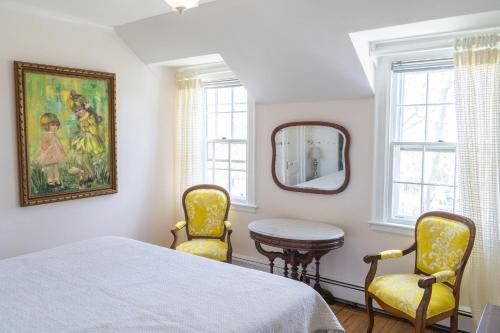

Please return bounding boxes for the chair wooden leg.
[365,295,374,333]
[414,315,426,333]
[450,308,459,333]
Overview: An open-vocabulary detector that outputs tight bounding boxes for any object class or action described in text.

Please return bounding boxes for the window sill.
[368,220,415,237]
[231,202,258,214]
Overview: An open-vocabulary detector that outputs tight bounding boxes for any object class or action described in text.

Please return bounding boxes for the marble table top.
[248,218,344,241]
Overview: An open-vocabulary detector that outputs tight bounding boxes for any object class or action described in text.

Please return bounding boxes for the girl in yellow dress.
[69,90,104,185]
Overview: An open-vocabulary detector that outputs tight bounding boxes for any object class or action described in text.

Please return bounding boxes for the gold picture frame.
[15,61,117,206]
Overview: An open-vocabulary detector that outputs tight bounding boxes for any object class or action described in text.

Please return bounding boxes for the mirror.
[271,121,350,194]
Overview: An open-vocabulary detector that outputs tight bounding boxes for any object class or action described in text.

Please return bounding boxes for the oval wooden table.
[248,218,344,304]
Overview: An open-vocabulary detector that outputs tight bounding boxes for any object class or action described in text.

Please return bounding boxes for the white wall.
[0,7,176,259]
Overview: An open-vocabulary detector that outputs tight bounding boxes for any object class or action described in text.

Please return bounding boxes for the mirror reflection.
[274,125,348,192]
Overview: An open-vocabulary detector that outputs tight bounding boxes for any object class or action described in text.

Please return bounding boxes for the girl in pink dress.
[36,113,66,187]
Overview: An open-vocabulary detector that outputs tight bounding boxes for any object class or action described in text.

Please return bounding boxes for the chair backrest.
[182,184,230,239]
[415,211,475,288]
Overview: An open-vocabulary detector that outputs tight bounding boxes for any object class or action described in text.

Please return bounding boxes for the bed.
[294,171,345,190]
[0,237,343,333]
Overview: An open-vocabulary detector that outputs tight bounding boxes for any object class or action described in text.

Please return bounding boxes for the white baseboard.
[233,253,474,333]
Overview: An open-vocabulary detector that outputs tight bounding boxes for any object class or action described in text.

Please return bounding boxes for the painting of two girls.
[15,62,117,206]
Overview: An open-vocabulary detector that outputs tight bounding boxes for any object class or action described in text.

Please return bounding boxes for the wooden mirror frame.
[271,121,351,195]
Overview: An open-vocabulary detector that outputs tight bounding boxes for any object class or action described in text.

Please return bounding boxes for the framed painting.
[14,61,117,206]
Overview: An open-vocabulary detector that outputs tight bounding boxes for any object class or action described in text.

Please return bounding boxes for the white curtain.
[174,78,204,219]
[454,35,500,322]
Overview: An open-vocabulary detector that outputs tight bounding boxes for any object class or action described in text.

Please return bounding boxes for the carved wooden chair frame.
[170,184,233,263]
[363,211,475,333]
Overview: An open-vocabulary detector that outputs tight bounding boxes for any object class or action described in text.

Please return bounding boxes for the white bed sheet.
[294,171,345,190]
[0,237,344,333]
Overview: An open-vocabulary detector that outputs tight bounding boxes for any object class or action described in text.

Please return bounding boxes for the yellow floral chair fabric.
[170,185,232,263]
[363,212,475,333]
[185,189,228,237]
[416,216,470,285]
[176,239,228,261]
[368,274,455,318]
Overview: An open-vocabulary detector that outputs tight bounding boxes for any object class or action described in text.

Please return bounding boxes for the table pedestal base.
[254,242,335,304]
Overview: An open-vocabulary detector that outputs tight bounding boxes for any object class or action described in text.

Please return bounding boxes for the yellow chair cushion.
[176,239,228,261]
[368,274,455,319]
[185,189,228,237]
[417,216,470,284]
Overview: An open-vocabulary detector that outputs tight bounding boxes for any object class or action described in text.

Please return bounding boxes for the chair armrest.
[418,270,456,288]
[170,221,186,250]
[174,221,187,230]
[224,220,232,230]
[363,244,416,263]
[380,249,404,259]
[363,250,402,263]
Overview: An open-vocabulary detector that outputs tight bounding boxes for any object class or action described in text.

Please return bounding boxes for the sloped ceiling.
[116,0,500,103]
[4,0,498,103]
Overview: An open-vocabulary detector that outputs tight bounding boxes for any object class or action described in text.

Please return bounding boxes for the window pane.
[231,143,246,161]
[234,103,247,111]
[392,183,421,220]
[422,185,454,212]
[214,143,229,160]
[230,171,247,200]
[207,113,216,139]
[207,142,214,160]
[218,104,232,113]
[231,143,246,171]
[206,159,214,169]
[204,85,249,202]
[231,161,246,171]
[398,106,426,142]
[206,169,214,183]
[401,72,427,105]
[206,89,216,105]
[214,160,229,169]
[428,70,454,104]
[216,113,232,139]
[233,113,247,140]
[423,149,455,186]
[214,169,229,190]
[207,104,216,113]
[218,88,232,104]
[426,105,456,142]
[234,86,247,104]
[393,145,422,183]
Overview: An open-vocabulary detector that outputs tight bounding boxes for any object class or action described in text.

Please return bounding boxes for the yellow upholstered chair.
[363,211,475,333]
[170,184,232,263]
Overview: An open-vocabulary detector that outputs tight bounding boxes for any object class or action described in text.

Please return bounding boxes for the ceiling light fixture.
[164,0,200,13]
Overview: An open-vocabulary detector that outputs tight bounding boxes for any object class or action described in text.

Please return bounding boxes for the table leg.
[254,240,286,276]
[290,251,299,280]
[283,250,289,278]
[313,252,335,304]
[314,257,321,289]
[300,263,309,284]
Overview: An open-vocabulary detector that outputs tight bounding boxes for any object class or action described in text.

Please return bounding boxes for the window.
[203,84,254,205]
[388,59,457,224]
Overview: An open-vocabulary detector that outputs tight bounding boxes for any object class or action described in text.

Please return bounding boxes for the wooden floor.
[331,303,443,333]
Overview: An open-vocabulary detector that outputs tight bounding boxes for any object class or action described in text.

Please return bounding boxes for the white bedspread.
[0,237,343,333]
[294,171,345,190]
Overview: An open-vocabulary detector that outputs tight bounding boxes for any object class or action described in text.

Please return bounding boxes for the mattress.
[0,237,344,333]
